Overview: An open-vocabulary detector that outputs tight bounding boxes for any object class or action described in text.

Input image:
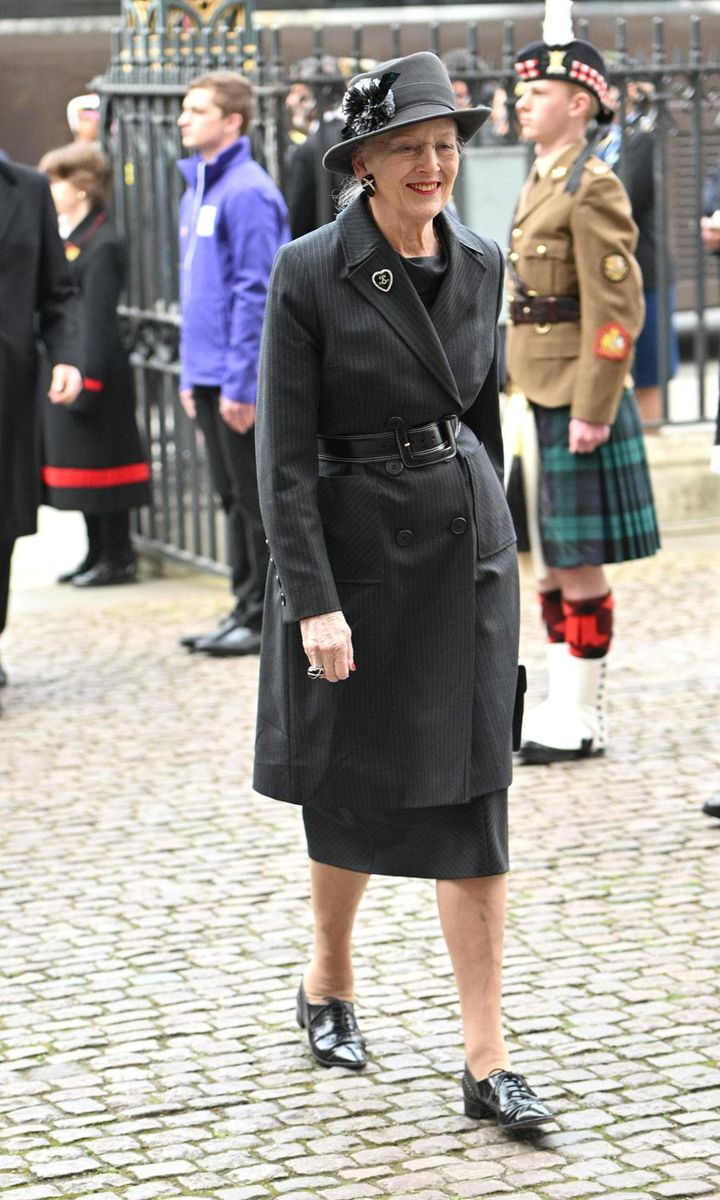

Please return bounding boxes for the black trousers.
[83,512,134,565]
[0,538,14,637]
[193,386,267,631]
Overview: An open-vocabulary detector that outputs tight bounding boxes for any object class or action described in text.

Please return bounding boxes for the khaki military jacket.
[505,141,644,426]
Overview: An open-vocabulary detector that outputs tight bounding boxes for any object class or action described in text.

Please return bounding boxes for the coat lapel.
[338,197,462,406]
[0,161,21,259]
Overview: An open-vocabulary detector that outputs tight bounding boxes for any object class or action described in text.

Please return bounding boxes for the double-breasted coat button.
[536,244,548,256]
[396,529,414,546]
[450,516,468,535]
[386,460,403,475]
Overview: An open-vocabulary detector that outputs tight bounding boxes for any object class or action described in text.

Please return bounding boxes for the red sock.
[563,592,613,659]
[539,588,565,643]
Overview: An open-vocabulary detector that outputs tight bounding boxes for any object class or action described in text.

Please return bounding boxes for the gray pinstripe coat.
[253,195,519,811]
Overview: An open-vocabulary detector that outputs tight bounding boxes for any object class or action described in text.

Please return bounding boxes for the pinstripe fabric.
[254,195,520,812]
[303,789,509,879]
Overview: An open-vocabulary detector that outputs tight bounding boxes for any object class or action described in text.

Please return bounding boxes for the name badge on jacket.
[196,205,217,237]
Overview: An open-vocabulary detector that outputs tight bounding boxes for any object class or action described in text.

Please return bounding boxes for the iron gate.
[99,0,720,572]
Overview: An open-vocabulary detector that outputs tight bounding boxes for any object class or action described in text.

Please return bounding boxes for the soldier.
[505,16,660,764]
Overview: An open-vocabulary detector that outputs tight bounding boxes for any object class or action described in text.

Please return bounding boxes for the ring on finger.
[307,665,325,679]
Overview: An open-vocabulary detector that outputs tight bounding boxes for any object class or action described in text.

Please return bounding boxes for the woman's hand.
[301,610,355,683]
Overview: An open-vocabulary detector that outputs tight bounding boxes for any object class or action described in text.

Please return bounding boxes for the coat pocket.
[463,444,517,560]
[317,474,384,583]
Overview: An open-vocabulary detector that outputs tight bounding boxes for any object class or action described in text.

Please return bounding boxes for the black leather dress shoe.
[181,613,241,651]
[57,555,96,584]
[702,796,720,819]
[463,1067,556,1131]
[296,982,367,1070]
[0,661,7,688]
[72,560,138,588]
[201,625,262,657]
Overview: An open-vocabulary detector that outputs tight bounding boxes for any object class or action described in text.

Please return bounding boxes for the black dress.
[302,248,510,881]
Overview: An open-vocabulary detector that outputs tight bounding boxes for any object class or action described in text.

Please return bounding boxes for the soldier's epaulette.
[583,156,611,178]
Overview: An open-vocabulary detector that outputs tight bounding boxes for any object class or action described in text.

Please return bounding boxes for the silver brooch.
[372,269,393,292]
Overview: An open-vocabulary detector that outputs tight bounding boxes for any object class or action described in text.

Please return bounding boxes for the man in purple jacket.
[177,71,290,656]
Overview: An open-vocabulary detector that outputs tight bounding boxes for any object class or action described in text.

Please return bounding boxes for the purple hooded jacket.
[178,138,290,403]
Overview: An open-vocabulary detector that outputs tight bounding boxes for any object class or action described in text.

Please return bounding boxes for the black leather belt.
[318,415,458,468]
[510,296,580,325]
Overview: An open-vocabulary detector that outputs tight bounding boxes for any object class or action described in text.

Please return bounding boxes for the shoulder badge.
[550,165,568,180]
[594,322,632,362]
[601,253,630,283]
[590,162,610,176]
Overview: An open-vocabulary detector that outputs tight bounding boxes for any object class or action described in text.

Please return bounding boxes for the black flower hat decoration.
[341,70,401,139]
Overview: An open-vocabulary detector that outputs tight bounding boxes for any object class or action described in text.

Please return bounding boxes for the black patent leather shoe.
[296,982,367,1070]
[702,796,720,819]
[72,560,138,588]
[463,1067,556,1131]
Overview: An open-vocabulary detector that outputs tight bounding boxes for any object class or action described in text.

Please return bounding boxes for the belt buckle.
[387,416,457,468]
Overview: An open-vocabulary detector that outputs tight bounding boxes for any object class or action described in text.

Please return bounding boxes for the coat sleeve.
[570,170,645,425]
[255,240,341,624]
[219,185,290,404]
[69,238,124,414]
[36,175,82,370]
[461,242,505,485]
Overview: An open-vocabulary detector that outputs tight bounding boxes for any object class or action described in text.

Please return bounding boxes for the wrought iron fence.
[98,1,720,571]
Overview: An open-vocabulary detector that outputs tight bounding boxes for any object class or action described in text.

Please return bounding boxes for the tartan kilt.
[533,388,661,567]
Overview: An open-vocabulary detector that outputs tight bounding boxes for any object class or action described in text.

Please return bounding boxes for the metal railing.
[97,3,720,571]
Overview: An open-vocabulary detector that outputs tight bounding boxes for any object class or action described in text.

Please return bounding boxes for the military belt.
[509,296,580,325]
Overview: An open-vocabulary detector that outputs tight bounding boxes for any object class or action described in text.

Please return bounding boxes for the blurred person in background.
[284,56,351,239]
[39,142,151,587]
[66,94,101,145]
[0,156,81,703]
[176,71,290,657]
[596,74,679,427]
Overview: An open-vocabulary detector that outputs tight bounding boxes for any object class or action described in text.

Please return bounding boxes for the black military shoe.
[72,560,138,588]
[463,1067,556,1131]
[296,982,367,1071]
[180,613,240,651]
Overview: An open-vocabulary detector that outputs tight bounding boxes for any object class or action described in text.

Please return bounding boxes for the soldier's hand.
[220,396,256,434]
[569,417,611,455]
[179,388,196,419]
[48,364,82,405]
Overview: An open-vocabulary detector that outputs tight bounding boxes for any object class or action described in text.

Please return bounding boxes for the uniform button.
[396,529,414,546]
[280,595,286,606]
[450,517,468,535]
[386,459,403,475]
[508,251,519,263]
[536,243,548,255]
[512,226,523,239]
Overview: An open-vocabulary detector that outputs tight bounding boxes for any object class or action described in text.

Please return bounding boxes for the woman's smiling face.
[354,116,460,226]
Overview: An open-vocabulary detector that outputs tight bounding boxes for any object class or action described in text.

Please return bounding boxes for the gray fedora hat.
[322,51,490,174]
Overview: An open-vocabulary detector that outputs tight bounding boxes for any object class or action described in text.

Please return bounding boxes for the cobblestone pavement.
[1,509,719,1200]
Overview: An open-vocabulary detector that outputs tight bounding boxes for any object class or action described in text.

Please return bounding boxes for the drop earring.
[360,174,376,197]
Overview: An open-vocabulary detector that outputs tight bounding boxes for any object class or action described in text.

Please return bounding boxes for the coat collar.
[0,158,20,259]
[513,141,584,224]
[177,137,251,190]
[337,196,488,406]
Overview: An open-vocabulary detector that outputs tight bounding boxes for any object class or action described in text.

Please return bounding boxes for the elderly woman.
[254,53,554,1133]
